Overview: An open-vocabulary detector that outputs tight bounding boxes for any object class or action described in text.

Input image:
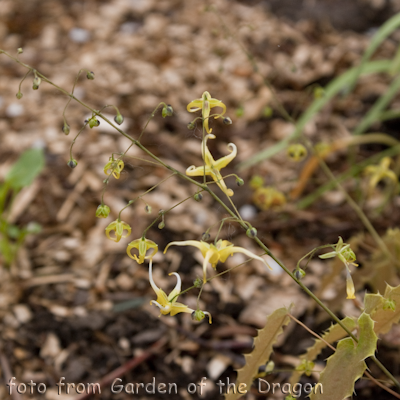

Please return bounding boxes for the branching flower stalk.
[2,48,399,390]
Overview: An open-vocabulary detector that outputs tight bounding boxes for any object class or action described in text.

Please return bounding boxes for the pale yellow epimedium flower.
[149,261,212,323]
[364,157,397,191]
[105,219,131,242]
[104,159,124,179]
[127,237,158,264]
[187,91,226,134]
[164,239,271,283]
[346,270,356,300]
[186,134,237,197]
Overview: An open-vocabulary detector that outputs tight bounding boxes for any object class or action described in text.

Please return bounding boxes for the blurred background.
[1,0,400,399]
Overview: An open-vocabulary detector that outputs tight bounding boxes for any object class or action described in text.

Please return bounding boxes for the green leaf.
[5,148,45,190]
[310,313,378,400]
[226,307,290,400]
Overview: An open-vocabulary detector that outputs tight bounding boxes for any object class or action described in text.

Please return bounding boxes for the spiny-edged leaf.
[310,313,378,400]
[226,307,290,400]
[289,316,356,386]
[365,284,400,334]
[5,148,45,190]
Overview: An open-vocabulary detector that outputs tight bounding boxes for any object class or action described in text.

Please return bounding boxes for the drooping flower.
[364,157,397,191]
[105,219,131,242]
[187,91,226,134]
[104,158,124,179]
[186,134,236,197]
[345,270,355,300]
[164,239,271,283]
[149,261,212,323]
[96,204,110,218]
[127,237,158,264]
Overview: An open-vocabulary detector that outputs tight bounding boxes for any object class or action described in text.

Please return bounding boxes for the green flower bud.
[16,91,23,99]
[313,87,325,99]
[62,123,70,135]
[202,232,211,241]
[114,113,124,125]
[294,268,306,280]
[262,106,273,118]
[223,117,232,125]
[67,159,78,169]
[89,118,100,128]
[87,71,95,80]
[17,48,23,54]
[191,309,205,322]
[249,175,264,190]
[32,76,41,90]
[194,193,203,202]
[193,277,203,288]
[187,121,196,130]
[162,105,173,118]
[235,106,244,117]
[236,177,244,186]
[145,205,152,214]
[158,221,165,229]
[246,227,257,238]
[96,204,111,218]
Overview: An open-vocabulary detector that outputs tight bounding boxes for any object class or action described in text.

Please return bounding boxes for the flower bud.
[96,204,111,218]
[67,159,78,168]
[262,106,273,118]
[158,221,165,229]
[16,91,23,99]
[193,277,203,288]
[287,144,307,162]
[87,71,95,80]
[162,105,173,118]
[192,310,206,322]
[249,175,264,190]
[89,118,100,128]
[145,205,152,214]
[246,227,257,238]
[294,268,306,280]
[223,117,232,125]
[17,48,23,54]
[187,121,196,130]
[114,114,124,125]
[194,193,203,202]
[202,232,211,241]
[32,76,41,90]
[62,123,70,135]
[236,177,244,186]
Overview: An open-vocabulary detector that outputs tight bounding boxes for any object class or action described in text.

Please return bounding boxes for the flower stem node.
[287,144,307,162]
[127,237,158,264]
[162,105,173,118]
[96,204,110,218]
[223,117,232,125]
[88,117,100,128]
[86,71,95,80]
[67,159,78,169]
[105,219,131,242]
[246,227,257,238]
[194,193,203,202]
[165,239,271,283]
[236,177,244,186]
[32,76,41,90]
[16,91,23,99]
[191,309,212,324]
[114,114,124,125]
[62,123,70,135]
[104,159,124,179]
[294,268,306,280]
[193,277,203,288]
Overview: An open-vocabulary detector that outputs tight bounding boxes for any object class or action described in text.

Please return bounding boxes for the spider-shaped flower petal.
[104,159,124,179]
[105,219,131,242]
[127,237,158,264]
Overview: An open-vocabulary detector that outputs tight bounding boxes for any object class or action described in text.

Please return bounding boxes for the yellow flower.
[104,159,124,179]
[287,144,307,162]
[253,186,286,210]
[149,261,212,323]
[187,91,226,134]
[105,219,131,242]
[186,134,237,197]
[127,237,158,264]
[346,270,356,300]
[364,157,397,191]
[319,236,358,268]
[164,239,271,283]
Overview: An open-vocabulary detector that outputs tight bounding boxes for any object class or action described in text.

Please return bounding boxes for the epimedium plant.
[2,46,400,400]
